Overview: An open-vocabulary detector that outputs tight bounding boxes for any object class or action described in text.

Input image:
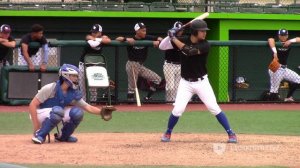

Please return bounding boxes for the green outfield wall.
[1,11,300,102]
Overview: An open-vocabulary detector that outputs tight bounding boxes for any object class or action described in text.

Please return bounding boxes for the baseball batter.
[116,22,163,101]
[19,24,49,72]
[159,20,237,143]
[0,24,16,69]
[268,29,300,102]
[78,24,111,102]
[30,64,116,144]
[161,21,184,102]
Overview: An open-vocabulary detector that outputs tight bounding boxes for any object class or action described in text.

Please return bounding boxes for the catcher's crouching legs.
[55,107,83,143]
[32,106,64,144]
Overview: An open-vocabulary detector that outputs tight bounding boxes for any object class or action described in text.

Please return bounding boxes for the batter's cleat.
[54,133,78,143]
[284,97,294,102]
[32,135,44,144]
[228,134,237,143]
[161,133,171,142]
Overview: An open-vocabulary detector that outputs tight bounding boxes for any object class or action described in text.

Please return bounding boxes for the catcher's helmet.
[191,20,210,31]
[59,64,80,90]
[173,21,183,29]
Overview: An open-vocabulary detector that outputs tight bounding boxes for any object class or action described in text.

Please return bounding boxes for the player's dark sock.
[166,114,179,134]
[216,112,234,135]
[287,83,300,98]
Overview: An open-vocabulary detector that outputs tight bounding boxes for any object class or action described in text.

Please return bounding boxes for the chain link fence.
[12,39,60,67]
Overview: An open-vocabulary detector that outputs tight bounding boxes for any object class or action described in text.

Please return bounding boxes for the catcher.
[29,64,116,144]
[267,29,300,101]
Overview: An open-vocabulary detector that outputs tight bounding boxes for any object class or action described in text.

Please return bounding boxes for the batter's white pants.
[163,61,181,101]
[18,48,41,66]
[30,107,73,125]
[172,75,222,116]
[269,67,300,93]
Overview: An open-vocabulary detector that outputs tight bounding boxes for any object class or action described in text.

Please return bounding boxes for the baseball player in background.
[116,22,163,101]
[29,64,116,144]
[78,24,111,102]
[268,29,300,102]
[160,21,184,102]
[0,24,16,70]
[18,24,49,72]
[159,20,237,143]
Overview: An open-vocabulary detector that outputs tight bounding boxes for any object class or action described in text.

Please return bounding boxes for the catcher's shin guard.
[57,107,83,142]
[33,106,64,143]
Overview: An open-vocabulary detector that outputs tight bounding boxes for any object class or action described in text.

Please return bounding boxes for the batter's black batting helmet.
[191,20,210,31]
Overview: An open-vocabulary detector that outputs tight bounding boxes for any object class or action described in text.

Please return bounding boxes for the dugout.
[1,11,300,103]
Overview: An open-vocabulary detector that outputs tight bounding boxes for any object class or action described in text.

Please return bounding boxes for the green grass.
[0,110,299,135]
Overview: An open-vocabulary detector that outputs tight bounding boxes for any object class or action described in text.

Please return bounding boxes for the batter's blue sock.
[216,112,234,135]
[166,114,179,134]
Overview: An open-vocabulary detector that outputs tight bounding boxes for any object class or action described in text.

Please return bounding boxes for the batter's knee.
[171,108,184,117]
[50,106,64,123]
[69,107,84,125]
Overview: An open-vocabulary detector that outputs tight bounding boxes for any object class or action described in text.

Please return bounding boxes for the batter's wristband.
[123,37,127,42]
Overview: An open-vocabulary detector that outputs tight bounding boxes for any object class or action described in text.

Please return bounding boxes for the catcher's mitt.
[268,57,280,73]
[100,106,116,121]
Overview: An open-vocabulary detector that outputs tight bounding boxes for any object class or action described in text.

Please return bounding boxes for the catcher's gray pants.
[163,61,181,102]
[269,67,300,93]
[126,61,161,92]
[79,62,97,102]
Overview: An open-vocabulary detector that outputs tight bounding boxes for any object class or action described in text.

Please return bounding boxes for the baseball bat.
[181,12,210,30]
[132,68,141,107]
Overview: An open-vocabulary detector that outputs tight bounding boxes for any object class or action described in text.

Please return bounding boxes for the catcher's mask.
[59,64,80,90]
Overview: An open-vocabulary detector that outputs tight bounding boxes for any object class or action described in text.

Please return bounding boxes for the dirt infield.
[1,104,300,167]
[0,133,300,167]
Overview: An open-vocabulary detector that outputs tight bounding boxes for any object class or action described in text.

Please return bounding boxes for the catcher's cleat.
[161,133,171,142]
[228,134,237,143]
[32,135,44,144]
[54,133,78,143]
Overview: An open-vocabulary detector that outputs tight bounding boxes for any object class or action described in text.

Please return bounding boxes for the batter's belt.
[183,75,207,82]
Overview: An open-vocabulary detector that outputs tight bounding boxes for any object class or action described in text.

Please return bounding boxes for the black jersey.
[127,35,158,63]
[276,43,291,65]
[0,36,15,61]
[20,33,47,57]
[179,36,210,79]
[80,37,104,62]
[164,40,182,64]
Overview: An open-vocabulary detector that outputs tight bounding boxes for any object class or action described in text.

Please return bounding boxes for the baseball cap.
[0,24,11,34]
[90,24,102,33]
[134,22,146,31]
[278,29,288,36]
[173,21,183,29]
